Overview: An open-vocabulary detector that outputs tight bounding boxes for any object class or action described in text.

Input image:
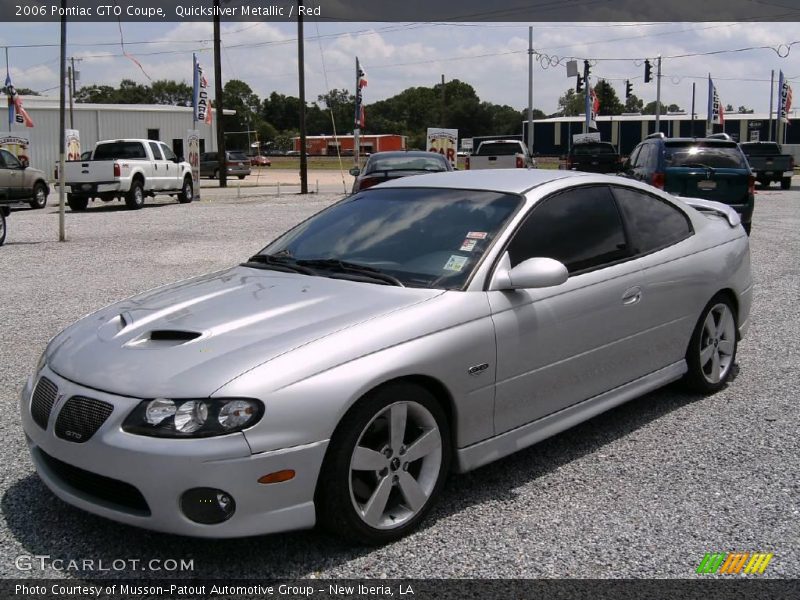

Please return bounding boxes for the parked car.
[200,151,251,179]
[248,155,272,167]
[22,169,751,545]
[561,141,622,174]
[349,150,452,193]
[622,133,755,234]
[739,141,794,189]
[465,140,536,170]
[0,148,50,209]
[0,204,8,245]
[62,139,193,211]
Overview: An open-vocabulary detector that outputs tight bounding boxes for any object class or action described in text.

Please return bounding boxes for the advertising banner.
[65,129,81,161]
[0,132,31,166]
[187,129,201,200]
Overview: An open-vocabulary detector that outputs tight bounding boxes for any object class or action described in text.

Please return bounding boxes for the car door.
[489,185,656,434]
[159,143,182,190]
[0,149,24,199]
[148,141,167,191]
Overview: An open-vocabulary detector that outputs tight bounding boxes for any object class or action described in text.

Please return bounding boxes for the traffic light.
[644,60,652,83]
[576,75,584,93]
[625,80,633,98]
[584,60,591,79]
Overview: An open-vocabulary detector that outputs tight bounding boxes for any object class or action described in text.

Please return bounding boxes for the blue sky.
[2,21,799,116]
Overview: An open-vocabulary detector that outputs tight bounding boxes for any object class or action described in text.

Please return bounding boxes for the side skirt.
[455,360,687,473]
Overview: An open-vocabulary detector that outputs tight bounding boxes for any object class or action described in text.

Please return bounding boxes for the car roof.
[367,151,446,159]
[374,168,584,194]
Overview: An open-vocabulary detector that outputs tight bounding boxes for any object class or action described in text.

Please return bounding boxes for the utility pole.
[691,82,696,136]
[768,69,775,141]
[297,0,308,194]
[58,2,66,241]
[440,74,446,127]
[213,0,227,187]
[655,55,662,132]
[527,26,534,156]
[67,57,79,129]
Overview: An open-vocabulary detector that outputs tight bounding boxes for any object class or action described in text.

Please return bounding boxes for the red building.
[293,134,407,155]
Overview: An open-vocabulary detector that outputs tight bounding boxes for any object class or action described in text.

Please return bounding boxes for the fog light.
[180,488,236,524]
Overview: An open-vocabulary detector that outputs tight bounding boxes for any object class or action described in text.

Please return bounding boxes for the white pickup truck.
[465,140,536,170]
[62,139,193,211]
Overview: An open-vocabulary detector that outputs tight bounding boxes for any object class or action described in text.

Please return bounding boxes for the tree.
[317,89,355,133]
[149,80,192,105]
[624,93,644,113]
[642,101,682,115]
[557,88,585,116]
[725,104,734,113]
[592,81,624,115]
[737,105,754,114]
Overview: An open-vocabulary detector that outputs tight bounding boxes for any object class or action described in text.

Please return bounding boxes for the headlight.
[122,398,263,438]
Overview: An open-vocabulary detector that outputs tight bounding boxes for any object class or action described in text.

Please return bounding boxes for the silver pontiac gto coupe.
[21,170,752,544]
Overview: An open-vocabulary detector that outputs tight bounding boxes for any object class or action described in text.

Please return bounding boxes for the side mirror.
[348,167,360,176]
[490,256,569,291]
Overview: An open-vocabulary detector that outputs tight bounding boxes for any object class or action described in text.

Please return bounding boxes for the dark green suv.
[622,133,755,234]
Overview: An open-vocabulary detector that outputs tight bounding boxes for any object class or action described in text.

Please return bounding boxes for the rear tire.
[684,294,738,394]
[238,175,246,180]
[781,177,791,190]
[315,382,451,546]
[67,194,89,211]
[125,179,145,210]
[0,211,6,246]
[178,176,193,204]
[29,181,48,209]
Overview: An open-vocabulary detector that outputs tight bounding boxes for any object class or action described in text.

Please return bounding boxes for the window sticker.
[443,255,468,272]
[459,239,477,252]
[466,231,488,240]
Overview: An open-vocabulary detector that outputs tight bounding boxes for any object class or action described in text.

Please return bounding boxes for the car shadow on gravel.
[2,379,715,580]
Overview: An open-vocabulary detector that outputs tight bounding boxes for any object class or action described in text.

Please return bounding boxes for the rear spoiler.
[682,197,741,227]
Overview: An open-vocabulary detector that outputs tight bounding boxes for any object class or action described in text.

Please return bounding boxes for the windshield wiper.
[242,253,317,275]
[295,259,405,287]
[677,162,715,171]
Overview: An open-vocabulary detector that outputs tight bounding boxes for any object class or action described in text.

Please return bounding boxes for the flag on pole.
[707,76,723,134]
[590,87,600,117]
[192,54,211,125]
[779,70,792,125]
[354,58,367,128]
[5,73,34,128]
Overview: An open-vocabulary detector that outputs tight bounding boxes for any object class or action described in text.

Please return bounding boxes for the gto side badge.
[468,363,489,376]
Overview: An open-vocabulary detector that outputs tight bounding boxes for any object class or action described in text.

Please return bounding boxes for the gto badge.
[64,430,83,440]
[468,363,489,376]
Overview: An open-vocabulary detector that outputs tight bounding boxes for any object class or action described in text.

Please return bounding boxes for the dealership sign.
[426,128,458,168]
[0,132,31,167]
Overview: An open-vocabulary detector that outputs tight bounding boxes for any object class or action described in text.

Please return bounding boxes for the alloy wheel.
[698,303,736,384]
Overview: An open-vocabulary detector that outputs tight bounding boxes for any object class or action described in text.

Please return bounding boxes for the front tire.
[0,211,6,246]
[684,295,738,394]
[125,179,145,210]
[178,176,193,203]
[315,382,451,545]
[29,181,48,209]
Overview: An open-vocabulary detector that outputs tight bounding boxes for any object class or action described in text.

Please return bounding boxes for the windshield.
[664,143,747,169]
[228,152,248,161]
[258,188,522,289]
[476,143,521,156]
[572,144,616,155]
[366,155,447,173]
[93,142,147,160]
[740,143,780,156]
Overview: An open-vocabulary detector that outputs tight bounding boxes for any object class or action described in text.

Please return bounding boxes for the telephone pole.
[297,0,308,194]
[213,0,227,187]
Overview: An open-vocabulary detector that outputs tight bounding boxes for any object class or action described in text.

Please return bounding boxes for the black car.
[349,151,452,193]
[622,133,755,234]
[562,141,622,174]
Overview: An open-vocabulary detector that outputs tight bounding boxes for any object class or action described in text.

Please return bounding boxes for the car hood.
[48,266,443,398]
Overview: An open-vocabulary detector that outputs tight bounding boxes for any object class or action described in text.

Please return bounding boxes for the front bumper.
[20,367,327,538]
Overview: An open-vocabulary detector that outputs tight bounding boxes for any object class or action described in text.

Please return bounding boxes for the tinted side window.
[612,186,692,253]
[1,149,22,168]
[627,145,642,168]
[161,144,177,161]
[508,186,629,273]
[148,142,163,160]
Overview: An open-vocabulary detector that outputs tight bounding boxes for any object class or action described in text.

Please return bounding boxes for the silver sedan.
[21,169,752,544]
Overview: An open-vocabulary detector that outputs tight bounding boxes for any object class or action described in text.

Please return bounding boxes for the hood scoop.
[124,329,203,349]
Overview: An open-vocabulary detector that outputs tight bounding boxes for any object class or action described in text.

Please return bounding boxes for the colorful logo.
[697,552,774,575]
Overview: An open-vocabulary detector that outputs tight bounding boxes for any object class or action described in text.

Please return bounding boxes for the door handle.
[622,286,642,305]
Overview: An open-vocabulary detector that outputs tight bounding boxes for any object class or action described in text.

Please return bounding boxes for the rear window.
[93,142,147,160]
[366,155,448,173]
[664,143,747,169]
[228,152,248,161]
[476,143,522,156]
[739,143,780,156]
[572,143,616,155]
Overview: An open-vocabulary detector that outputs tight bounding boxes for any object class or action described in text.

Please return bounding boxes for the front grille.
[31,377,58,429]
[37,448,150,515]
[55,396,114,443]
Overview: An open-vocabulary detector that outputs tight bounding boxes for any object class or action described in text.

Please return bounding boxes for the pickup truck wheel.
[781,177,791,190]
[178,177,193,204]
[29,181,48,209]
[212,169,219,180]
[67,194,89,211]
[0,211,6,246]
[125,180,145,210]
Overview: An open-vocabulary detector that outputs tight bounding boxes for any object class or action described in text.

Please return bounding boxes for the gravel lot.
[0,186,798,580]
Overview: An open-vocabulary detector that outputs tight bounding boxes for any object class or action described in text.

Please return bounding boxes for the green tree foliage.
[74,79,191,105]
[594,80,624,116]
[558,88,585,116]
[624,93,644,113]
[642,101,682,115]
[737,105,754,114]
